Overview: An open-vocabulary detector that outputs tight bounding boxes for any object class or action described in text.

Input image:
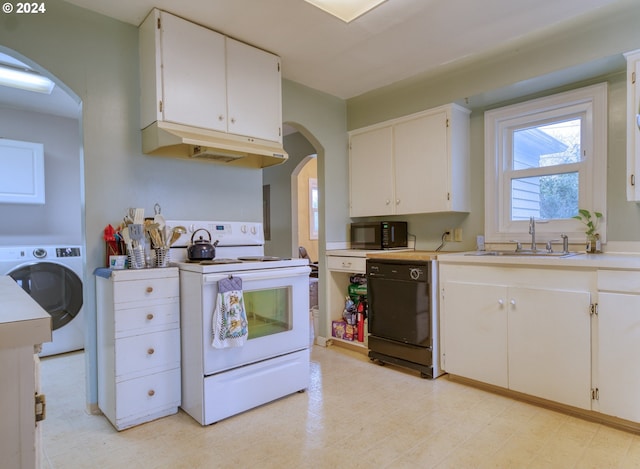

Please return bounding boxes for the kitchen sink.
[465,250,582,258]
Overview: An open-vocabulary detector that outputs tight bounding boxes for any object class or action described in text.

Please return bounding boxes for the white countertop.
[0,275,51,349]
[437,251,640,269]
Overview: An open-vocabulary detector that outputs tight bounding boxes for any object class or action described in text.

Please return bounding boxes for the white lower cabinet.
[596,270,640,423]
[96,268,181,431]
[441,264,593,410]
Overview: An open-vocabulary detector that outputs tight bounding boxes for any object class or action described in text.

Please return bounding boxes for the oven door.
[201,266,310,375]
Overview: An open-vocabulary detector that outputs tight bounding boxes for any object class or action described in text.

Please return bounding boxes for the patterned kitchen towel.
[212,276,248,348]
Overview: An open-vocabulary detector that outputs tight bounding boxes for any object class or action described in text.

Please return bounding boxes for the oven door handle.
[203,266,310,284]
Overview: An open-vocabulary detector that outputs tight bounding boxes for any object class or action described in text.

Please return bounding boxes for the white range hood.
[142,121,288,168]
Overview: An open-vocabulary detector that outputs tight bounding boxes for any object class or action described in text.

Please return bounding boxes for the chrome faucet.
[529,217,537,251]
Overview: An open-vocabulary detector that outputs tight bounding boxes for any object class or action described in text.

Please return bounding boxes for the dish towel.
[212,276,248,348]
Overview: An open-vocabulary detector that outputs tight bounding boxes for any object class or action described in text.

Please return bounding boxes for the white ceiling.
[62,0,633,100]
[0,0,634,119]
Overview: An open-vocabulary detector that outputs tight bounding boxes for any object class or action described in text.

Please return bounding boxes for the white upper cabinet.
[226,38,282,142]
[349,126,394,216]
[0,139,45,205]
[625,49,640,201]
[349,103,470,217]
[139,9,282,143]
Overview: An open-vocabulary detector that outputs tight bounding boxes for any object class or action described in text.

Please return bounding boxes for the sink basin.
[466,250,582,258]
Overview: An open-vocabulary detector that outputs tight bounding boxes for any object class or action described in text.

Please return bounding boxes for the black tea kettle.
[187,229,219,261]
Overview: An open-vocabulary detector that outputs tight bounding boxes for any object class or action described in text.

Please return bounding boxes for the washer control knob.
[33,248,47,259]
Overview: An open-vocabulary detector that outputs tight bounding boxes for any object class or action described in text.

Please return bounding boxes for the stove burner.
[237,256,283,262]
[188,258,241,265]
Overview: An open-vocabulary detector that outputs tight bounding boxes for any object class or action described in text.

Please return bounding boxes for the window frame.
[484,83,607,244]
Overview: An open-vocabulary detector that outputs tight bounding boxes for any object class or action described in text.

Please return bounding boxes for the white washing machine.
[0,245,84,357]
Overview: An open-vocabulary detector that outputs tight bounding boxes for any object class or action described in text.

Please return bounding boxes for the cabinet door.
[626,52,640,201]
[226,38,282,142]
[442,281,508,387]
[394,110,449,214]
[508,287,591,410]
[349,127,394,217]
[160,12,227,132]
[597,292,640,422]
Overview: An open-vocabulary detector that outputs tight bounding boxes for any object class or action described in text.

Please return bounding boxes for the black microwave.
[350,221,408,250]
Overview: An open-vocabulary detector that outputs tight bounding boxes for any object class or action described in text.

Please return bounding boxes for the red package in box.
[332,320,355,341]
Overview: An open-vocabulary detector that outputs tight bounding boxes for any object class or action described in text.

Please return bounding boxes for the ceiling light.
[304,0,387,23]
[0,64,55,94]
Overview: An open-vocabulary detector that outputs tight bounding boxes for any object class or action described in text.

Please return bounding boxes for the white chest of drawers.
[96,267,180,430]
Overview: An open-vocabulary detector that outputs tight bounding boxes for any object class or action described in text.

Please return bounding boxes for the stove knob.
[241,225,247,233]
[250,225,257,235]
[409,268,421,280]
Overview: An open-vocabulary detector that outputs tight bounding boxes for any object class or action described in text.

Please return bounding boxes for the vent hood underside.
[142,121,288,168]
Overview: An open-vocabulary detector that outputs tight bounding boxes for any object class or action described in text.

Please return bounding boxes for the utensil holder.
[128,246,146,269]
[154,247,170,268]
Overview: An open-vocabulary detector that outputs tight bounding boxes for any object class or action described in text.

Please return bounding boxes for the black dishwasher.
[366,258,442,379]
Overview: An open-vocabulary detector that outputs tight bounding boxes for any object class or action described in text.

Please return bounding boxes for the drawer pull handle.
[148,390,155,397]
[146,313,154,320]
[146,286,153,293]
[147,348,155,355]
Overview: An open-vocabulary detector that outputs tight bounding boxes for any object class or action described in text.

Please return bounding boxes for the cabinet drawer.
[115,329,180,381]
[598,270,640,293]
[114,301,179,337]
[327,256,366,273]
[113,277,179,304]
[115,368,180,420]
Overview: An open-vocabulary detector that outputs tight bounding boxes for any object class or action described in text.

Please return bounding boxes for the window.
[309,178,318,240]
[484,83,607,243]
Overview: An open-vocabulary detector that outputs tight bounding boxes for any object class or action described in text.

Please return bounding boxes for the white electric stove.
[166,220,311,425]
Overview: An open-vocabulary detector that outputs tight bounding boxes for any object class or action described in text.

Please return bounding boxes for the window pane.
[511,172,578,220]
[513,118,581,170]
[244,287,291,339]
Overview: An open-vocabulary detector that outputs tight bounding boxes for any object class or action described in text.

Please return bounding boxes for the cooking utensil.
[187,228,219,261]
[168,225,187,247]
[133,208,144,225]
[153,204,167,245]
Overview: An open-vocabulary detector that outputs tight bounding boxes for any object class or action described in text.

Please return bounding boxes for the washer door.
[9,262,83,330]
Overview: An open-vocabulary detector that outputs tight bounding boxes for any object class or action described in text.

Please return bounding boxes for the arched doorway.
[0,49,85,354]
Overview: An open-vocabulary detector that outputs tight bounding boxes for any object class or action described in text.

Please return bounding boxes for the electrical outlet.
[454,228,463,242]
[443,229,452,242]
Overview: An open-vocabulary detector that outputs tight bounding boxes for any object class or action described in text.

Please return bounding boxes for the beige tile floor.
[40,345,640,469]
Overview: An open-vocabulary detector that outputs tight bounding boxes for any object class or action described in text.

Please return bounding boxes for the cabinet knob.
[230,117,236,124]
[146,286,153,293]
[147,390,155,397]
[147,348,155,355]
[146,313,154,320]
[510,299,516,306]
[342,261,352,267]
[218,115,224,121]
[498,299,504,305]
[396,199,400,205]
[385,199,391,205]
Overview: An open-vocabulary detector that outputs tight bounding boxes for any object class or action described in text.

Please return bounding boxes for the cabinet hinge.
[633,71,636,85]
[632,174,636,187]
[278,62,281,73]
[157,17,161,29]
[159,100,163,113]
[447,192,450,201]
[35,392,46,422]
[591,387,599,400]
[590,303,598,315]
[446,118,450,128]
